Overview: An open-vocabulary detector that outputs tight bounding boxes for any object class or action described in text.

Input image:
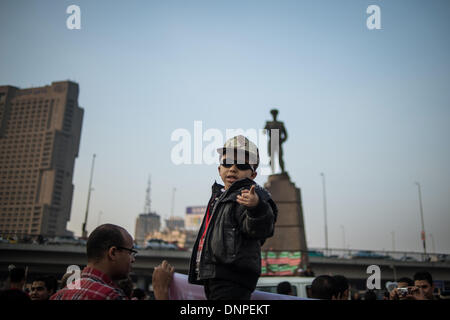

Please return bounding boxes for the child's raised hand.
[237,185,259,208]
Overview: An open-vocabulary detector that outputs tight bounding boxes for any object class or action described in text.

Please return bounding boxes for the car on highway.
[256,276,315,298]
[351,250,392,260]
[399,255,418,262]
[145,239,178,250]
[437,254,450,263]
[0,236,9,244]
[47,236,85,246]
[308,250,324,257]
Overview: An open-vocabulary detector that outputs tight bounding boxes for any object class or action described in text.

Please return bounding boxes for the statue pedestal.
[262,172,309,266]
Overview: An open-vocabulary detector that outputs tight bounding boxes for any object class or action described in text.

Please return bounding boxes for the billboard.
[185,206,206,231]
[261,251,302,276]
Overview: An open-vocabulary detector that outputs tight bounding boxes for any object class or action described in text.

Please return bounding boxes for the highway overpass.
[1,243,449,291]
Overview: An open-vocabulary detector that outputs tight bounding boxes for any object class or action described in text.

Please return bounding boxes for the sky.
[1,0,449,254]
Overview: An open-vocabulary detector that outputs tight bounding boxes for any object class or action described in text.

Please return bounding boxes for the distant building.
[165,216,185,230]
[0,81,83,237]
[185,206,206,231]
[134,212,161,246]
[145,228,198,249]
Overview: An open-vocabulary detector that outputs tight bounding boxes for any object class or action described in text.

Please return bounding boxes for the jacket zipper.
[199,187,231,272]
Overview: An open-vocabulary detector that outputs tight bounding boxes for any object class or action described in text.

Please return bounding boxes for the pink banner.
[168,273,311,300]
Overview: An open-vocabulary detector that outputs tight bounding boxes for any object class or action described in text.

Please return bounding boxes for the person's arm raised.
[152,260,175,300]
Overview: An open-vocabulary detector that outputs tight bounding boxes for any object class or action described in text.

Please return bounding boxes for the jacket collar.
[211,178,255,195]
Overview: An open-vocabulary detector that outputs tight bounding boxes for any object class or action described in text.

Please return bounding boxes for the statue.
[264,109,287,173]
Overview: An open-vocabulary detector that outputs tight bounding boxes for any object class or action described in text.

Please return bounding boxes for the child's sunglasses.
[220,161,255,172]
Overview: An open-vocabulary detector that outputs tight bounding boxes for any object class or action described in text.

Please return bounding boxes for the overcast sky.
[1,0,449,254]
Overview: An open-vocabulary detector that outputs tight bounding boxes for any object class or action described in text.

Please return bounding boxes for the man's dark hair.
[87,224,127,261]
[364,290,377,300]
[310,275,338,299]
[414,271,433,286]
[34,276,58,293]
[117,277,133,299]
[132,288,146,300]
[333,275,349,296]
[277,281,293,295]
[9,267,26,283]
[397,277,414,286]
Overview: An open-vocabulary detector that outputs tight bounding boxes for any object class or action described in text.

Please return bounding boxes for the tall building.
[165,216,185,230]
[0,81,83,237]
[135,212,161,246]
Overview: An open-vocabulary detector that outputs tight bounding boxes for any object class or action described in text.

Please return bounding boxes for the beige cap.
[217,135,260,168]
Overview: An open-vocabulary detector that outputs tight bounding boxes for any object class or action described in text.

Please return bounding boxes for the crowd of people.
[0,224,173,300]
[275,271,443,300]
[0,266,159,301]
[0,254,443,301]
[0,222,447,301]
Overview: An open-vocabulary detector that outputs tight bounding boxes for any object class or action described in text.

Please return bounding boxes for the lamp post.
[97,211,103,227]
[429,233,436,253]
[391,231,396,252]
[340,225,346,249]
[320,173,328,255]
[414,182,426,256]
[170,187,176,218]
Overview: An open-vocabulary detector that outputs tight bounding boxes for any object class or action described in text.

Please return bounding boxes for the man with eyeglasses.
[51,223,174,300]
[188,135,278,300]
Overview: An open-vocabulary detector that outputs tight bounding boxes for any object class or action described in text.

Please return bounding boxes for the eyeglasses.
[220,160,255,172]
[117,246,138,258]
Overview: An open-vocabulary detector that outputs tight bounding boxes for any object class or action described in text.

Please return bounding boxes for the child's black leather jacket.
[188,178,277,291]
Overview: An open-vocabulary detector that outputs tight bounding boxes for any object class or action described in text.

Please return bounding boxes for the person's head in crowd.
[8,267,26,290]
[277,281,294,296]
[59,270,75,290]
[132,288,147,300]
[310,275,338,300]
[333,275,349,300]
[86,224,136,281]
[364,289,377,300]
[305,265,314,277]
[397,277,414,288]
[0,267,30,301]
[414,271,434,300]
[117,277,134,299]
[30,276,58,300]
[352,292,361,300]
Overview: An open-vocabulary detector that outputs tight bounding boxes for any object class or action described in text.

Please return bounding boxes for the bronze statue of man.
[264,109,287,173]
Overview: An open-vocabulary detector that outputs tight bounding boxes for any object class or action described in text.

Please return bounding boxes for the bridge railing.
[307,247,449,263]
[1,231,449,264]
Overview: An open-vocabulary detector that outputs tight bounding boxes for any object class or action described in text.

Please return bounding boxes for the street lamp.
[414,182,426,256]
[391,231,396,252]
[429,233,436,253]
[320,173,328,254]
[340,225,346,249]
[97,211,103,227]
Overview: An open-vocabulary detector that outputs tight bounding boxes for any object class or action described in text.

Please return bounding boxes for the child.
[188,135,278,300]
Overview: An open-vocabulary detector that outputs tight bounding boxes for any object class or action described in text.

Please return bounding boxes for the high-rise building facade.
[134,212,161,245]
[0,81,83,237]
[165,216,185,230]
